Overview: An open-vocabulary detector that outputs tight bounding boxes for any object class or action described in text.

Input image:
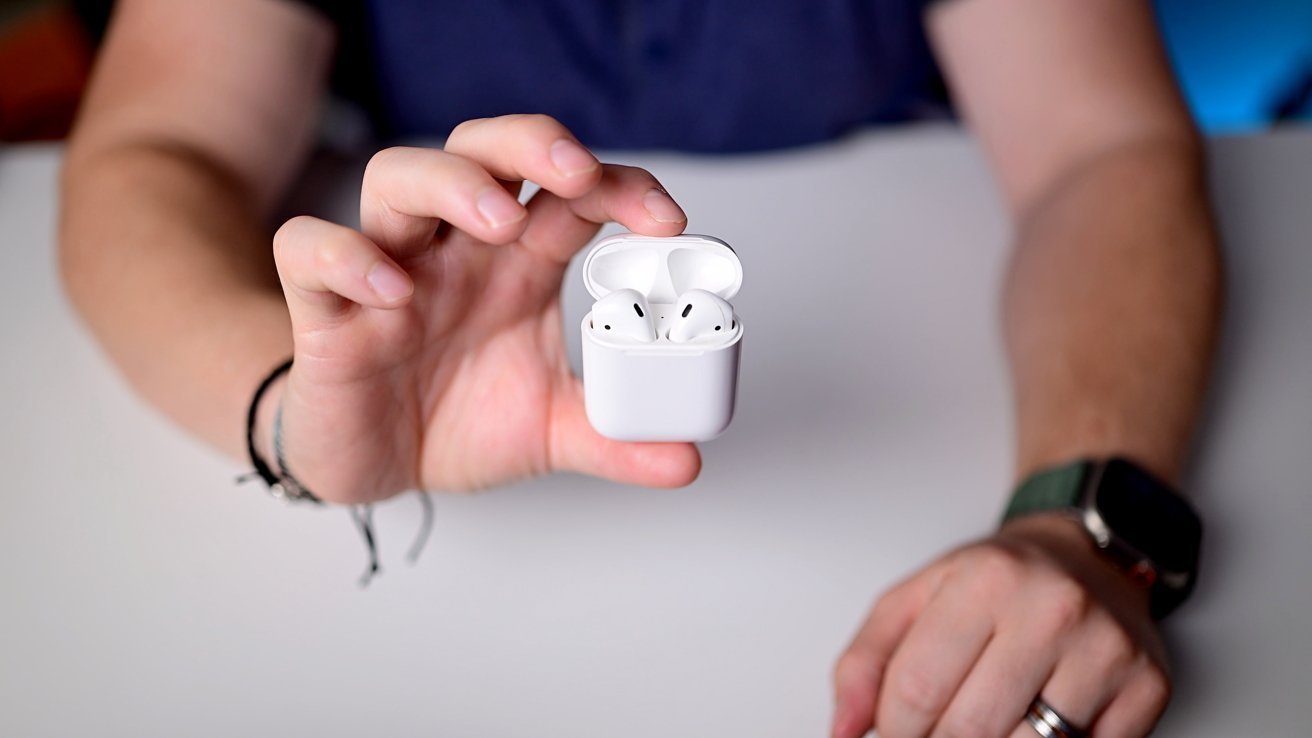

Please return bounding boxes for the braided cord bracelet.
[238,358,433,586]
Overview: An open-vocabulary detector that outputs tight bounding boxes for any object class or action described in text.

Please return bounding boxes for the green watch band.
[1002,461,1089,522]
[1001,457,1201,620]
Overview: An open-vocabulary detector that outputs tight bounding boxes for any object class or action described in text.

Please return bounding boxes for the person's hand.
[267,114,701,503]
[832,513,1172,738]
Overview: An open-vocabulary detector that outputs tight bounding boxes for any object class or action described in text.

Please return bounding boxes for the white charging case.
[581,233,744,442]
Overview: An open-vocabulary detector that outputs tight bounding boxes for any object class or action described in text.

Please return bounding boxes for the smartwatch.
[1002,457,1202,619]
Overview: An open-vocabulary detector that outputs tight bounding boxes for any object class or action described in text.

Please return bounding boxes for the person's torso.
[332,0,945,150]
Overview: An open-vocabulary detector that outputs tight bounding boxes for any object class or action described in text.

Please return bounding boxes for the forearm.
[59,141,293,459]
[1004,135,1222,485]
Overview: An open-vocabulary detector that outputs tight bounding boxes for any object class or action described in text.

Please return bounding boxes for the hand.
[267,114,701,503]
[832,514,1172,738]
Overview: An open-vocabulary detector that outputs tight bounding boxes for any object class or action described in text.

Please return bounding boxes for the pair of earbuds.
[590,288,738,344]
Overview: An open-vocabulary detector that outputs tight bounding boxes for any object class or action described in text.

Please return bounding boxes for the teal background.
[1156,0,1312,130]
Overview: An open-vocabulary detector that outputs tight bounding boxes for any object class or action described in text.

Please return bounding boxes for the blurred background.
[0,0,1309,141]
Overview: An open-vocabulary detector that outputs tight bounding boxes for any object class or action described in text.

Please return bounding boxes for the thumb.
[549,378,702,488]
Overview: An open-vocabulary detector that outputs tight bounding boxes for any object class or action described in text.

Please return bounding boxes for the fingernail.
[643,188,687,223]
[366,261,413,303]
[550,138,599,177]
[476,186,526,228]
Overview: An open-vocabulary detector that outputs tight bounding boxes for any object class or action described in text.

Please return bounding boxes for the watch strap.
[1002,461,1089,522]
[1004,458,1200,620]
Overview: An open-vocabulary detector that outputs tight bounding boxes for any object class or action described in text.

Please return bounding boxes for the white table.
[1,125,1309,737]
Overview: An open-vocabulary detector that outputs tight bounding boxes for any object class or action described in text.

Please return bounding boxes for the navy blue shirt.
[314,1,947,152]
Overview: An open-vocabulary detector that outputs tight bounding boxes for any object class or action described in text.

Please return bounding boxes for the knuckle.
[607,162,660,186]
[868,589,909,624]
[312,237,346,272]
[963,546,1027,592]
[271,222,294,260]
[1091,621,1138,671]
[365,145,403,172]
[1033,575,1096,632]
[832,650,866,685]
[888,664,950,716]
[450,114,570,150]
[1040,577,1092,633]
[605,161,650,178]
[447,117,488,141]
[363,146,412,187]
[514,112,566,135]
[517,114,577,153]
[272,215,315,262]
[1137,660,1173,710]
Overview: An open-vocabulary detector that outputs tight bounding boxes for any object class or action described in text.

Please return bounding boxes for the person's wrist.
[999,511,1155,617]
[998,511,1096,568]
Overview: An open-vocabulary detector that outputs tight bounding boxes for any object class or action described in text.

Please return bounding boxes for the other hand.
[832,513,1171,738]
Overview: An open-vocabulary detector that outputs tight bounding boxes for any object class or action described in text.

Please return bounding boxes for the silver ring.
[1026,697,1086,738]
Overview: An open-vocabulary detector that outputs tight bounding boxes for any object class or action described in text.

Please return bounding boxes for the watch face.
[1094,459,1202,575]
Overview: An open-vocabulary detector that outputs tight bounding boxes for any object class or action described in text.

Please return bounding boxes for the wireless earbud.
[667,289,737,343]
[589,288,656,342]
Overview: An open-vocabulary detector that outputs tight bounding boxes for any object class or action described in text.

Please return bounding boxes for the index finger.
[444,114,604,199]
[832,569,942,738]
[516,165,688,264]
[359,146,530,256]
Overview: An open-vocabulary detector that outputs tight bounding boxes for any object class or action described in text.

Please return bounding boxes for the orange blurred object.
[0,3,94,142]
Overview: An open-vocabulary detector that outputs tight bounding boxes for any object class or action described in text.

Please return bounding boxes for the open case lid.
[582,233,743,304]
